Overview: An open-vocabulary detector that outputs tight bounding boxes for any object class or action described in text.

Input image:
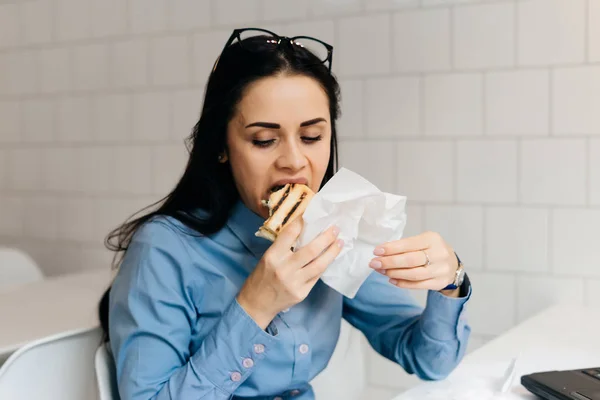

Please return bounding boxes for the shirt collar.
[226,201,271,259]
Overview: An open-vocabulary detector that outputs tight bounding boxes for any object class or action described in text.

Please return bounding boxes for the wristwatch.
[442,252,466,291]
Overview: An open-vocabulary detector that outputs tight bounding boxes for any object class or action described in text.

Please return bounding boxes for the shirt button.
[230,371,241,382]
[254,344,265,354]
[242,358,254,368]
[299,344,309,354]
[291,389,301,396]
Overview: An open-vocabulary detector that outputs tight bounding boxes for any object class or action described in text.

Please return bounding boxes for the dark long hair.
[98,32,342,341]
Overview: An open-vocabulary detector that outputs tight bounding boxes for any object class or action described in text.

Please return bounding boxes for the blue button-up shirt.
[109,201,471,400]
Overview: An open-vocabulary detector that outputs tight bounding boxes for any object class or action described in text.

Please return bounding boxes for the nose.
[275,139,308,172]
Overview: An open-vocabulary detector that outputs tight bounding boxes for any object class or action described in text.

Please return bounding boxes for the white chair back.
[0,327,102,400]
[0,247,44,291]
[95,342,120,400]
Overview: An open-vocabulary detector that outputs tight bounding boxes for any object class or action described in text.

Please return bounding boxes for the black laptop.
[522,368,600,399]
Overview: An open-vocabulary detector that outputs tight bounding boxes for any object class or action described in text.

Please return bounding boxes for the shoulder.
[112,216,202,297]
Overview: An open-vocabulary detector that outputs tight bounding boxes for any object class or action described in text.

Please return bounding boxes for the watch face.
[457,267,465,285]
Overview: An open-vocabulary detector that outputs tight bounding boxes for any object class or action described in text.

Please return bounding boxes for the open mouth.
[270,184,286,193]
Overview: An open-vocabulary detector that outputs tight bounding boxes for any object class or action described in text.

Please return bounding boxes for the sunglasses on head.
[211,27,334,74]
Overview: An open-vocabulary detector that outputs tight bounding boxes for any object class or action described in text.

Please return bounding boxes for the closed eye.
[252,139,275,147]
[302,135,322,143]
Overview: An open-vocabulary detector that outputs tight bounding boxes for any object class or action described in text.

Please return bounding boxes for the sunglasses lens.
[238,29,278,48]
[292,38,329,63]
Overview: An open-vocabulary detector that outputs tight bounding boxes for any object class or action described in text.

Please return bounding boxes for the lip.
[271,177,309,188]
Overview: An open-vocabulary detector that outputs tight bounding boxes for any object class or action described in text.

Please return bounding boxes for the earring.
[218,154,226,163]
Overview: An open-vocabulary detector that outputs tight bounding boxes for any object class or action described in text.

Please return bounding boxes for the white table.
[0,268,112,356]
[394,305,600,399]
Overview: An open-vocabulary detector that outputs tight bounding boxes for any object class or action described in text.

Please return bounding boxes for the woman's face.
[225,74,332,219]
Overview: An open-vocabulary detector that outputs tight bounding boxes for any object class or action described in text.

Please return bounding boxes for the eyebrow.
[245,117,327,129]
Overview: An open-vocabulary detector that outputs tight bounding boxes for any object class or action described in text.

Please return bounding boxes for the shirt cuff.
[420,278,472,341]
[190,298,278,394]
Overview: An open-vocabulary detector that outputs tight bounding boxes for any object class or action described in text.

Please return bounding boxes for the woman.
[100,28,472,400]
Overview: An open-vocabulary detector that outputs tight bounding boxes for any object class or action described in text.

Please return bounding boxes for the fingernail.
[336,239,344,248]
[373,247,385,256]
[389,279,398,285]
[369,260,382,269]
[332,226,340,236]
[375,269,386,275]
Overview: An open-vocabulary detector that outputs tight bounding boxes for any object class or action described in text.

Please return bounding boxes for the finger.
[300,238,344,282]
[271,217,304,257]
[378,265,433,281]
[292,225,340,267]
[388,277,441,290]
[370,250,428,270]
[373,231,436,256]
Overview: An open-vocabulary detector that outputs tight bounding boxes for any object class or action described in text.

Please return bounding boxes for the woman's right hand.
[236,218,343,329]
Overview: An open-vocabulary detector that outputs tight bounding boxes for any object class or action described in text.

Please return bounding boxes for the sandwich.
[255,183,315,242]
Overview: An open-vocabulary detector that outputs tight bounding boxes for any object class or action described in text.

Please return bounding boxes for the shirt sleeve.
[342,271,472,381]
[108,222,278,400]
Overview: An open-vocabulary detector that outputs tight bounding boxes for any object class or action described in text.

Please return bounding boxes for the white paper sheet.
[297,168,407,298]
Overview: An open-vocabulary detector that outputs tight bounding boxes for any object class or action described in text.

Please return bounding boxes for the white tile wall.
[43,148,80,192]
[22,99,55,143]
[150,36,191,86]
[73,44,110,91]
[466,272,516,336]
[133,93,171,142]
[520,139,586,205]
[39,48,72,94]
[365,77,419,137]
[93,94,132,142]
[0,4,20,49]
[214,0,260,25]
[424,74,482,136]
[517,0,586,66]
[262,0,309,21]
[396,140,454,202]
[456,140,517,203]
[112,39,150,89]
[392,9,451,73]
[57,97,93,143]
[485,207,549,273]
[171,89,203,142]
[0,101,21,143]
[2,0,599,397]
[310,0,361,16]
[21,0,54,45]
[4,51,38,95]
[453,3,515,70]
[91,0,128,38]
[591,140,600,205]
[485,70,549,136]
[0,195,23,237]
[585,279,600,306]
[131,0,168,34]
[170,0,211,31]
[591,0,600,62]
[337,79,364,138]
[516,276,584,323]
[553,67,600,135]
[56,0,91,41]
[339,141,396,192]
[424,205,483,269]
[552,209,600,277]
[337,14,391,76]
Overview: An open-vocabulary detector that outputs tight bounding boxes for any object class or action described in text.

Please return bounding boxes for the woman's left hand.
[369,231,459,292]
